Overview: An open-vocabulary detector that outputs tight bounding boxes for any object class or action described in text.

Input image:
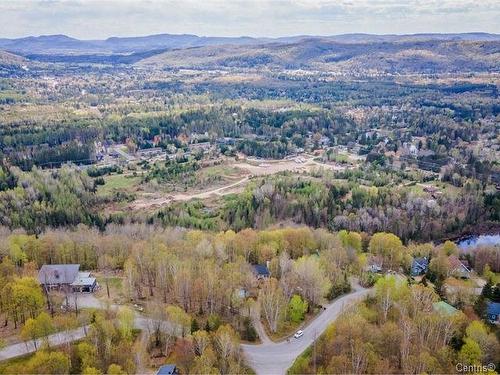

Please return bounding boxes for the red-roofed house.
[448,256,471,279]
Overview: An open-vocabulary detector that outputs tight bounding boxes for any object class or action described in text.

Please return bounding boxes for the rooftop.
[448,256,471,272]
[70,272,96,287]
[487,302,500,316]
[253,264,270,277]
[38,264,80,285]
[156,365,177,375]
[433,301,459,316]
[413,257,429,267]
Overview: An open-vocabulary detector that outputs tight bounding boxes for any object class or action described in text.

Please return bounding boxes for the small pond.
[457,234,500,250]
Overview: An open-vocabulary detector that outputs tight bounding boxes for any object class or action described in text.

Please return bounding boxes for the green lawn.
[97,174,141,196]
[198,165,242,179]
[95,275,123,289]
[407,183,425,195]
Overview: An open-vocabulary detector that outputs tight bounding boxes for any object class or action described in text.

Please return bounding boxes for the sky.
[1,0,499,39]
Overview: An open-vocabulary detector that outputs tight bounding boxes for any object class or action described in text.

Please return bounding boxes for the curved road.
[242,286,370,375]
[0,287,370,373]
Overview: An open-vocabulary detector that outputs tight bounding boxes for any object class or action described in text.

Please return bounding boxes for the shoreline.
[439,222,500,245]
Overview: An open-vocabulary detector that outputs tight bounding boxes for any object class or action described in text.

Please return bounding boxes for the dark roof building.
[156,365,178,375]
[487,302,500,324]
[253,264,270,279]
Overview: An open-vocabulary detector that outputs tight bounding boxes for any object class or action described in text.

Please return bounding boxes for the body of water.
[457,234,500,250]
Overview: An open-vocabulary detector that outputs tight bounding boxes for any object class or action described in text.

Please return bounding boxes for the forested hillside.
[138,39,500,73]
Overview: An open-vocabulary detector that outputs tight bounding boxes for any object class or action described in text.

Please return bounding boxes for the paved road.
[0,287,369,371]
[0,295,180,362]
[0,316,175,362]
[242,286,371,375]
[0,326,89,361]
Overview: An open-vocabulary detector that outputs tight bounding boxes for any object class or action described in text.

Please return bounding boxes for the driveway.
[242,286,371,375]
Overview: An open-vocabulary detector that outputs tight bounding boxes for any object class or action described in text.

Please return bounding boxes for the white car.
[294,330,304,339]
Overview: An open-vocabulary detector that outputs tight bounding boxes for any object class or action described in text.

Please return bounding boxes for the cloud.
[0,0,499,39]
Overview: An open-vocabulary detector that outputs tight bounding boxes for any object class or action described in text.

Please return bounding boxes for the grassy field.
[95,274,124,302]
[196,165,244,184]
[97,174,141,196]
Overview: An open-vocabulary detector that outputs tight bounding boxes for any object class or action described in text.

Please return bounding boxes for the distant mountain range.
[0,32,499,55]
[137,38,500,73]
[0,34,262,55]
[1,33,499,74]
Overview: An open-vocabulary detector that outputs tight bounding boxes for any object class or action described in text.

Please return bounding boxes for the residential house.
[411,257,429,276]
[365,255,383,273]
[367,264,382,273]
[253,264,270,280]
[448,255,472,279]
[156,365,178,375]
[70,271,98,293]
[237,288,250,299]
[487,302,500,324]
[38,264,98,293]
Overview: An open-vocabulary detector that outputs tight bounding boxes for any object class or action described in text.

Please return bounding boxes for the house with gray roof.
[411,257,429,276]
[38,264,98,293]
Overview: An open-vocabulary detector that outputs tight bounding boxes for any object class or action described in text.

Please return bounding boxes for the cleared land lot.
[129,154,348,210]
